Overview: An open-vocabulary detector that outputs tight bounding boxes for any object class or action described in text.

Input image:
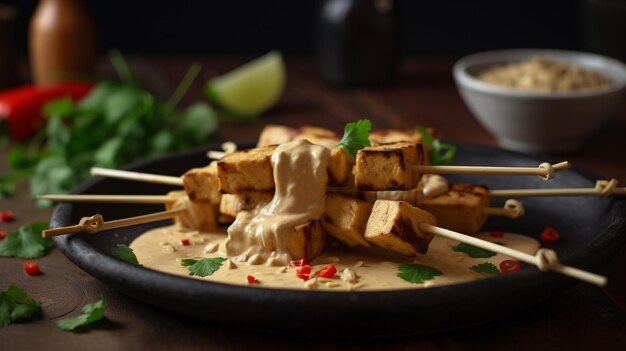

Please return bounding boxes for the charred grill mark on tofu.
[391,218,431,255]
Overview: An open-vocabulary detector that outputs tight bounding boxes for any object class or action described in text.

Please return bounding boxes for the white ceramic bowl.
[453,49,626,153]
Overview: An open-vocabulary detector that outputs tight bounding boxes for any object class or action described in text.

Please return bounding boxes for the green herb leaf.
[336,119,372,156]
[0,284,42,327]
[397,263,442,284]
[470,262,501,275]
[452,242,497,258]
[57,297,106,331]
[416,126,457,165]
[431,139,457,166]
[0,222,53,259]
[181,258,226,277]
[43,96,75,118]
[0,175,18,199]
[110,244,139,265]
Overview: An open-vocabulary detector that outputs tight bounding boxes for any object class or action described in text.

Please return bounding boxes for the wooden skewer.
[38,194,173,204]
[490,179,626,198]
[90,167,184,186]
[207,141,238,159]
[482,199,525,218]
[415,161,570,180]
[419,223,607,286]
[42,208,187,238]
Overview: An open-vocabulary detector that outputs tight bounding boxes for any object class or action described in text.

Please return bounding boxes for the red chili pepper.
[0,230,6,239]
[23,261,42,276]
[315,264,337,278]
[490,230,504,238]
[540,227,561,243]
[247,275,259,284]
[180,238,190,246]
[296,265,312,281]
[0,211,14,222]
[289,258,308,268]
[0,82,93,140]
[499,260,521,273]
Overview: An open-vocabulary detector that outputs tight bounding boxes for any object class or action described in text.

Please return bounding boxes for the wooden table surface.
[1,57,626,350]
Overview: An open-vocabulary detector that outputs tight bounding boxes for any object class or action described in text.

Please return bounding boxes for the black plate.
[51,143,626,337]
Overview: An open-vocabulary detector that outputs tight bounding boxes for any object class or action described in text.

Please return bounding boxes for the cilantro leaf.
[181,258,226,277]
[416,126,457,165]
[336,119,372,156]
[57,297,106,331]
[0,222,53,259]
[0,284,42,327]
[110,244,139,265]
[470,262,501,275]
[452,242,496,258]
[397,264,442,284]
[0,175,18,199]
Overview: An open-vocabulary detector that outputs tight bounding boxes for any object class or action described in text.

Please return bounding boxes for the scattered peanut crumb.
[352,260,364,268]
[304,278,318,289]
[226,259,238,269]
[203,243,219,254]
[341,268,358,284]
[277,266,287,274]
[325,281,341,288]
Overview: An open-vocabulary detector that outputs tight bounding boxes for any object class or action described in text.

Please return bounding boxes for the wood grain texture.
[1,57,625,350]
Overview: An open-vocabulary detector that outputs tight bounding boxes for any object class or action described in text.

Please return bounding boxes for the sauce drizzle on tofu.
[223,140,330,266]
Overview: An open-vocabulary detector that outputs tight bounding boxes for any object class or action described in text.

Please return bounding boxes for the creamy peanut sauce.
[130,227,540,291]
[420,174,449,198]
[131,140,538,291]
[223,140,330,266]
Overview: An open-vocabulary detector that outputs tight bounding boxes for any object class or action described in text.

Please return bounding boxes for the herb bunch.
[2,51,218,205]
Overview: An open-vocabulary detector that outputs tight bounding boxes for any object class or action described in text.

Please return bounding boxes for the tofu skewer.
[91,167,184,186]
[365,199,606,286]
[42,208,188,238]
[420,222,606,286]
[38,194,174,204]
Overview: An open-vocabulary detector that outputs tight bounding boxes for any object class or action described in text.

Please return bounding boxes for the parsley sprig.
[0,285,42,327]
[452,242,497,258]
[110,244,139,265]
[336,119,372,156]
[181,257,226,277]
[0,222,52,259]
[470,262,501,275]
[57,297,106,331]
[417,126,457,165]
[397,263,442,284]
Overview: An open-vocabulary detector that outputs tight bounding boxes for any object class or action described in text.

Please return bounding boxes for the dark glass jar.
[316,0,401,87]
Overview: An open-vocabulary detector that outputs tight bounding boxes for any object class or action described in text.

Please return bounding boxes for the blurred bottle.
[316,0,401,87]
[29,0,97,85]
[0,5,18,89]
[580,0,626,62]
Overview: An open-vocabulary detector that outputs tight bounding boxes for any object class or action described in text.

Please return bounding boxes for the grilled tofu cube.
[364,200,436,256]
[217,145,277,194]
[294,126,340,145]
[321,193,372,247]
[257,125,298,147]
[327,147,354,187]
[355,142,424,191]
[417,183,489,234]
[287,221,329,261]
[219,192,274,217]
[165,191,217,232]
[257,125,339,147]
[369,128,435,145]
[182,162,221,204]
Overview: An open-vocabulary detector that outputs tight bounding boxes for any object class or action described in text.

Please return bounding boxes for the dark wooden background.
[1,57,626,349]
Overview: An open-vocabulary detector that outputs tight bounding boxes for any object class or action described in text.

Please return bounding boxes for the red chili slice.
[23,261,41,276]
[540,227,561,243]
[490,230,504,238]
[1,211,14,222]
[289,258,308,268]
[0,230,6,239]
[296,265,312,281]
[315,264,337,278]
[180,238,190,246]
[499,260,521,273]
[247,275,258,284]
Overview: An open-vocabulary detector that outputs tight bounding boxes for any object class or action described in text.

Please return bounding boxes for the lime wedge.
[205,51,286,117]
